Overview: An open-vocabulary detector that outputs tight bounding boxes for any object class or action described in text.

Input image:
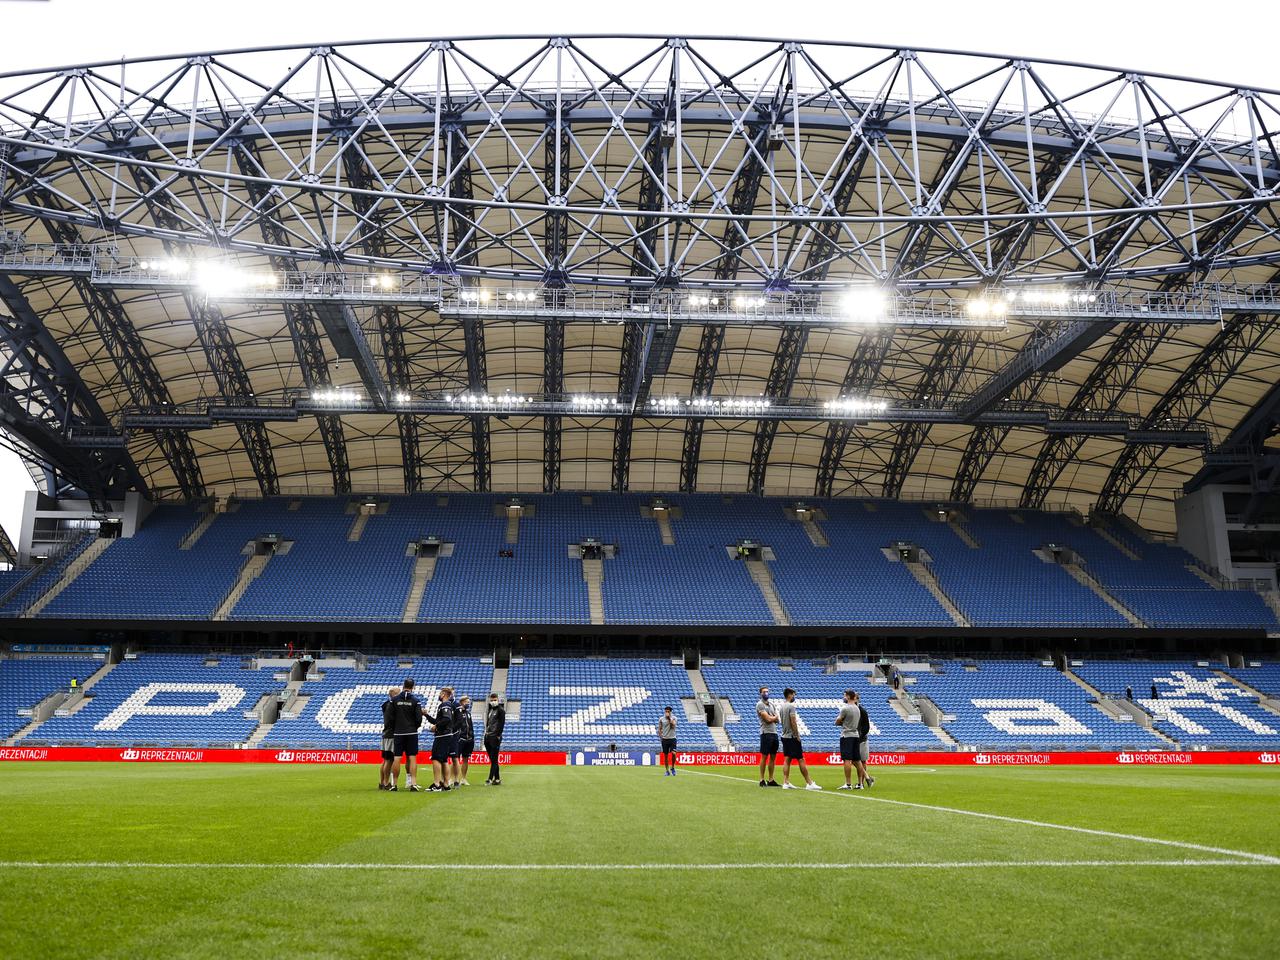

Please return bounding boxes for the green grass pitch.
[2,763,1278,959]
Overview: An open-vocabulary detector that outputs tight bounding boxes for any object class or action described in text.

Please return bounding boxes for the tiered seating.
[17,494,1280,629]
[233,499,417,622]
[504,657,713,749]
[0,656,102,739]
[1070,529,1278,630]
[32,654,283,746]
[1226,662,1280,698]
[930,510,1128,628]
[1,530,96,616]
[702,658,939,750]
[592,495,774,625]
[1073,660,1280,747]
[909,660,1164,750]
[261,656,492,748]
[42,502,287,619]
[772,501,953,625]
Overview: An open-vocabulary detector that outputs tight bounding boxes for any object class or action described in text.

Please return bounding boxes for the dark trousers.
[484,735,502,780]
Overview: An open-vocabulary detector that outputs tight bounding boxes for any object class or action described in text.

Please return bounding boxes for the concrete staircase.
[180,512,218,550]
[582,558,605,625]
[745,559,790,626]
[1215,670,1280,717]
[490,662,509,701]
[1063,563,1146,627]
[948,519,980,548]
[348,513,370,542]
[906,560,970,626]
[212,553,271,621]
[401,556,437,622]
[1263,590,1280,628]
[654,511,675,545]
[505,513,520,545]
[25,537,113,616]
[1094,524,1141,560]
[800,516,829,547]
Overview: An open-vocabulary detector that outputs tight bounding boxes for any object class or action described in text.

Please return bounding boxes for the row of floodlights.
[650,396,774,412]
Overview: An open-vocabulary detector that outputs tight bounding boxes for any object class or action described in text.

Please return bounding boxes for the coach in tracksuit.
[484,693,506,785]
[453,695,475,787]
[426,685,457,792]
[391,682,425,793]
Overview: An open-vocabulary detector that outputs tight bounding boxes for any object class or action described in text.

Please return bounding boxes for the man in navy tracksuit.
[452,695,475,786]
[390,680,425,792]
[425,685,457,792]
[484,693,506,785]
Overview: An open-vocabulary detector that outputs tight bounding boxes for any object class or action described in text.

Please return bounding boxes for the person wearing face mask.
[483,692,506,785]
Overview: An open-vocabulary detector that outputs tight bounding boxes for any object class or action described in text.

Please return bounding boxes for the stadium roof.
[2,35,1280,530]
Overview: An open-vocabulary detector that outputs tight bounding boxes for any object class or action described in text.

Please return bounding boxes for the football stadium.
[1,30,1279,958]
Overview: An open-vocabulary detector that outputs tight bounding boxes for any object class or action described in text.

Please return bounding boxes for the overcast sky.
[0,0,1270,548]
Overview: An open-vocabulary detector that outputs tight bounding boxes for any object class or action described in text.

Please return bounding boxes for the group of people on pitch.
[379,679,507,792]
[755,686,875,791]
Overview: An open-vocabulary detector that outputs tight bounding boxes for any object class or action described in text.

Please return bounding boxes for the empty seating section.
[232,499,416,622]
[703,658,938,750]
[7,494,1276,629]
[1,531,95,615]
[909,660,1163,750]
[1226,662,1280,697]
[594,495,773,625]
[0,656,102,739]
[1073,661,1280,747]
[40,503,282,619]
[504,657,712,749]
[32,654,284,746]
[262,656,492,748]
[772,501,952,625]
[415,496,590,623]
[930,510,1128,627]
[1069,533,1278,629]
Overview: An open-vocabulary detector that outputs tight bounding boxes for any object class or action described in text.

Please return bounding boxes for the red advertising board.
[0,746,568,765]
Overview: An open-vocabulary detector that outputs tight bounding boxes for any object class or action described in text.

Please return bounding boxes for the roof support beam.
[681,124,773,492]
[1096,308,1280,515]
[232,140,350,494]
[750,138,872,495]
[125,166,279,496]
[27,196,205,500]
[543,111,571,492]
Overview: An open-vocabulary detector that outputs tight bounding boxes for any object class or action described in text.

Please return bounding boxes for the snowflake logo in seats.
[1152,671,1249,702]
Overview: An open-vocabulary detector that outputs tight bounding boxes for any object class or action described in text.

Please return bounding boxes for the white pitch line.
[0,860,1272,871]
[684,770,1280,865]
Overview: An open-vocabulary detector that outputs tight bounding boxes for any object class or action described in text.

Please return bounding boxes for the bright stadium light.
[841,286,888,322]
[570,395,620,411]
[965,295,1009,319]
[823,397,889,415]
[312,388,362,405]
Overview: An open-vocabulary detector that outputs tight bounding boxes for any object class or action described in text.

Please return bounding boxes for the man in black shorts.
[426,685,457,792]
[835,689,863,790]
[453,694,475,786]
[390,679,425,792]
[756,686,781,787]
[379,685,401,791]
[657,706,678,776]
[778,687,821,791]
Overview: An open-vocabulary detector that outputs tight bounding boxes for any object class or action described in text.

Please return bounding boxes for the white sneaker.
[460,779,470,787]
[781,782,797,789]
[805,782,823,791]
[837,784,853,790]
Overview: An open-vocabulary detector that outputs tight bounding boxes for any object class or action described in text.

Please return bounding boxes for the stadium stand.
[908,659,1166,750]
[7,494,1276,630]
[261,655,492,748]
[1072,661,1280,747]
[1,530,98,615]
[1225,662,1280,698]
[503,657,714,749]
[0,655,102,740]
[702,658,940,750]
[31,654,284,746]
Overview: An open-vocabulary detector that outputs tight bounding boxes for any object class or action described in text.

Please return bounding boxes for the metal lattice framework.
[1,36,1280,528]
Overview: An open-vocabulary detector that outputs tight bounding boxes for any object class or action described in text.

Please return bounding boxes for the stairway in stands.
[654,510,675,545]
[26,538,114,616]
[401,556,437,622]
[212,553,271,620]
[746,560,790,626]
[582,558,605,624]
[905,560,970,626]
[1062,562,1146,627]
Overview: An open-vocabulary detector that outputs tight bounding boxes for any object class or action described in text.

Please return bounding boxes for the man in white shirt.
[778,688,822,791]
